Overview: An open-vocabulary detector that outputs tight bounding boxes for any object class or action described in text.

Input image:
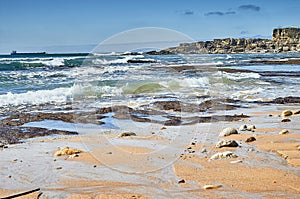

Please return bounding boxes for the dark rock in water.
[245,136,256,142]
[271,96,300,104]
[127,59,156,63]
[0,126,78,144]
[281,118,291,122]
[164,118,182,126]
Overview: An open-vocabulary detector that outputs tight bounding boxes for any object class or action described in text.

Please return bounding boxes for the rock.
[56,167,62,170]
[118,132,137,137]
[281,110,293,117]
[293,110,300,115]
[215,140,239,148]
[54,147,82,156]
[160,126,167,130]
[203,184,222,190]
[247,125,256,131]
[245,136,256,142]
[178,179,185,184]
[210,151,238,160]
[219,127,238,137]
[279,129,289,135]
[201,148,207,153]
[0,142,4,148]
[230,160,243,164]
[239,124,247,131]
[281,118,291,122]
[69,154,79,158]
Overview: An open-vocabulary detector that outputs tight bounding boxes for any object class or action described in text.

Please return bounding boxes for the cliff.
[148,27,300,54]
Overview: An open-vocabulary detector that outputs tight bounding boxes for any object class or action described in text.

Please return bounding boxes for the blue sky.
[0,0,300,53]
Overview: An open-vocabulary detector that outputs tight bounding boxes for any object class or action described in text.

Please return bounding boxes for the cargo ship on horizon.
[10,50,46,56]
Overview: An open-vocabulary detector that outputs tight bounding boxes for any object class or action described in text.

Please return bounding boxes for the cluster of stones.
[151,27,300,54]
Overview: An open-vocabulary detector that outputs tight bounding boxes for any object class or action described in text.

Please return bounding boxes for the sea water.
[0,52,299,111]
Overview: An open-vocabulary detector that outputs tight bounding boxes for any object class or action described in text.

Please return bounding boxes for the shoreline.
[0,101,299,198]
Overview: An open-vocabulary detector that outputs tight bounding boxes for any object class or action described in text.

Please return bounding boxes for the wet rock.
[281,118,291,122]
[219,127,238,137]
[239,124,247,131]
[293,110,300,115]
[210,151,238,160]
[203,184,222,190]
[215,140,239,148]
[247,125,256,131]
[282,110,293,117]
[118,132,137,137]
[178,179,185,184]
[245,136,256,142]
[56,167,62,170]
[160,126,167,130]
[54,147,82,156]
[279,129,289,135]
[272,96,300,104]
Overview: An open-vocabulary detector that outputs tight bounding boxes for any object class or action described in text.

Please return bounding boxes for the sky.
[0,0,300,54]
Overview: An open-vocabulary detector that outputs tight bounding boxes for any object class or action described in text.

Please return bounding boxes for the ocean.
[0,52,299,109]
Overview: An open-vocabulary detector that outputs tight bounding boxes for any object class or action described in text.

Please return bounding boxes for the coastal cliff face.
[150,27,300,54]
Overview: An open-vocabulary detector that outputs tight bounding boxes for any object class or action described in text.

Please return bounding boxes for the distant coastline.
[148,27,300,54]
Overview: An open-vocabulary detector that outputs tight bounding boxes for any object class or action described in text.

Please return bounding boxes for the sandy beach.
[0,102,299,199]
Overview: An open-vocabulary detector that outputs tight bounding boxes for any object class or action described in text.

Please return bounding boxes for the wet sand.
[0,104,299,198]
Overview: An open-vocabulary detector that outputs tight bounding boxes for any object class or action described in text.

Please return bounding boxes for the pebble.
[279,129,289,135]
[69,154,79,158]
[215,140,239,148]
[54,147,82,156]
[203,184,222,190]
[56,167,62,170]
[178,179,185,184]
[160,126,167,130]
[281,110,293,117]
[294,110,300,115]
[200,148,207,153]
[281,118,291,122]
[230,160,243,164]
[118,132,137,137]
[239,124,247,131]
[247,125,256,131]
[210,151,238,160]
[245,136,256,142]
[219,127,238,137]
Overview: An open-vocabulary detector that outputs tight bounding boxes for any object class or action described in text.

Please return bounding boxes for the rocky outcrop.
[148,27,300,54]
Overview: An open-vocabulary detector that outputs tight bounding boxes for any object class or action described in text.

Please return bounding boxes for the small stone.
[7,175,12,178]
[245,136,256,142]
[160,126,167,130]
[239,124,247,131]
[279,129,289,135]
[106,152,113,154]
[191,142,196,145]
[269,114,273,117]
[210,151,238,160]
[201,148,207,153]
[93,165,97,168]
[118,132,137,138]
[293,110,300,115]
[178,179,185,184]
[69,154,79,158]
[215,140,239,148]
[230,160,243,164]
[203,184,222,190]
[281,110,293,117]
[54,147,82,156]
[219,127,238,137]
[247,125,256,131]
[0,143,4,148]
[56,167,62,170]
[281,118,291,122]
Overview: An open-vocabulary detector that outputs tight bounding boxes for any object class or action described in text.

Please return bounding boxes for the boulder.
[219,127,238,137]
[281,110,293,117]
[215,140,239,148]
[210,151,238,160]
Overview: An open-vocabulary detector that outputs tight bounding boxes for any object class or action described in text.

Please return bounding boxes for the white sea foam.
[92,55,144,65]
[216,71,260,80]
[0,87,73,107]
[179,77,209,88]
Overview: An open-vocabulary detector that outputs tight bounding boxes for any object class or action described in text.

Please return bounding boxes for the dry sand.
[0,104,299,198]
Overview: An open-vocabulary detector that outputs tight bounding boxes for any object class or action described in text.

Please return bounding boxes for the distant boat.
[10,50,46,55]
